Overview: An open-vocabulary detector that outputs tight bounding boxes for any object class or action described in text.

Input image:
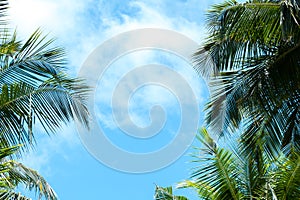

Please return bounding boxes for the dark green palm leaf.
[194,0,300,157]
[0,21,90,151]
[0,81,89,149]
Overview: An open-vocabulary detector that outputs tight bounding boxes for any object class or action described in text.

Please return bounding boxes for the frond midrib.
[215,150,239,200]
[282,157,300,199]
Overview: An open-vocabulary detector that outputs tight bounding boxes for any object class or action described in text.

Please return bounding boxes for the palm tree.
[0,0,89,150]
[0,0,90,198]
[155,1,300,199]
[0,143,57,200]
[156,128,300,200]
[194,0,300,156]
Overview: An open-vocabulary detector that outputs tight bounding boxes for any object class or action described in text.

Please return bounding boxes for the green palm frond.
[0,80,89,149]
[190,128,241,200]
[237,125,275,199]
[7,162,57,200]
[177,180,215,200]
[193,0,300,156]
[0,29,66,88]
[157,1,300,199]
[0,1,87,199]
[0,191,32,200]
[0,25,90,150]
[274,152,300,199]
[173,128,300,199]
[197,0,283,73]
[0,143,57,200]
[155,126,300,199]
[154,186,188,200]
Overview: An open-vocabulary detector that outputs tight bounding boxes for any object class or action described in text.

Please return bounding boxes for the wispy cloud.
[9,0,210,174]
[20,123,80,175]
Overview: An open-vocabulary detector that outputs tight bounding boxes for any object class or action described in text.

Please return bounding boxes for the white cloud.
[8,0,91,35]
[8,0,210,174]
[91,50,205,138]
[8,0,208,73]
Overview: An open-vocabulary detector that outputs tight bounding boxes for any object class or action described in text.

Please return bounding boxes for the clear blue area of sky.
[9,0,225,199]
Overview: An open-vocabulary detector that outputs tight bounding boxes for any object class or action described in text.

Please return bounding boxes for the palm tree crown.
[0,0,90,198]
[194,0,300,156]
[0,2,89,150]
[155,0,300,199]
[178,129,300,200]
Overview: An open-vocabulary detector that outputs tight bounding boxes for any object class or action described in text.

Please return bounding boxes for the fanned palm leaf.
[0,29,65,88]
[0,67,89,150]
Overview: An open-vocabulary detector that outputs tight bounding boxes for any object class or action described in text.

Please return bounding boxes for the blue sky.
[9,0,223,199]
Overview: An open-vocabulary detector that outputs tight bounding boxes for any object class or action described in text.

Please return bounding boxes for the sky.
[8,0,223,199]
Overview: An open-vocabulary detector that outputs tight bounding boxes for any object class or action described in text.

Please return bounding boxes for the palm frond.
[190,128,241,200]
[159,127,300,199]
[0,81,89,149]
[154,186,188,200]
[274,152,300,199]
[7,162,57,200]
[177,180,214,200]
[0,29,66,89]
[193,0,300,156]
[0,191,32,200]
[0,27,90,150]
[0,144,57,200]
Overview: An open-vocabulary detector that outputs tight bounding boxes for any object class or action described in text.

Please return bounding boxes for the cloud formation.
[8,0,210,179]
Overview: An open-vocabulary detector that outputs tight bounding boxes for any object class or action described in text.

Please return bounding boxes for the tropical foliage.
[155,129,300,199]
[194,0,300,156]
[179,129,300,200]
[154,186,188,200]
[0,0,89,198]
[155,0,300,199]
[0,25,89,151]
[0,144,57,200]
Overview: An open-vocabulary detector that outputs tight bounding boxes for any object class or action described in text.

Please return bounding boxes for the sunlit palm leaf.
[0,144,57,200]
[0,29,68,89]
[190,128,241,200]
[177,180,215,200]
[274,152,300,199]
[179,128,300,199]
[154,186,188,200]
